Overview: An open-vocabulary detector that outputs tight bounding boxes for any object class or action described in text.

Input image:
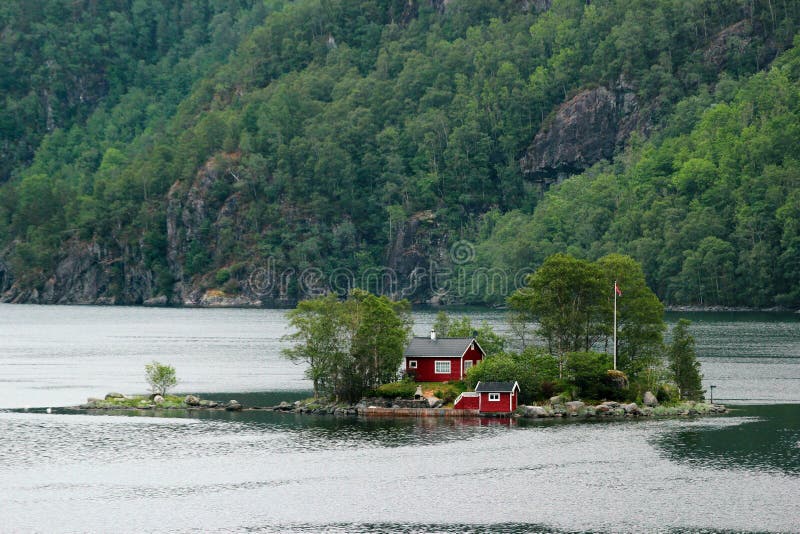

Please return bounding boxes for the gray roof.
[403,337,478,358]
[475,381,520,393]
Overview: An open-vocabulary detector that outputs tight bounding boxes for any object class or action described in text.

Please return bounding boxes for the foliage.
[668,319,705,401]
[0,1,798,308]
[564,352,628,401]
[433,382,465,404]
[282,289,411,402]
[508,253,665,377]
[477,39,800,308]
[432,311,505,355]
[144,361,178,396]
[373,381,418,399]
[466,347,557,404]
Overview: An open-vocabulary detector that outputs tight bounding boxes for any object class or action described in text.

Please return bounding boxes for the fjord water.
[0,305,799,532]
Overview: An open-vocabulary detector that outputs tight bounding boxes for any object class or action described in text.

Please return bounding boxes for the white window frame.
[463,360,473,373]
[408,360,417,369]
[434,360,451,374]
[488,393,501,402]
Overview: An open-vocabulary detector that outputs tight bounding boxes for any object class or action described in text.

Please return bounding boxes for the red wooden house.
[403,330,485,382]
[454,381,520,414]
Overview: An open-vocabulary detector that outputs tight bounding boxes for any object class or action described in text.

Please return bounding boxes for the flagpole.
[613,280,617,371]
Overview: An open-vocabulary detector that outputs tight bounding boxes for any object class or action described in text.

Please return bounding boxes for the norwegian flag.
[614,281,622,297]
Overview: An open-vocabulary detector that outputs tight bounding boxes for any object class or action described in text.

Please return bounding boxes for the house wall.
[453,393,479,410]
[406,356,462,382]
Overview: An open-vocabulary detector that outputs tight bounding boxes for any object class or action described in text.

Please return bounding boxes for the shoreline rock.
[68,392,728,421]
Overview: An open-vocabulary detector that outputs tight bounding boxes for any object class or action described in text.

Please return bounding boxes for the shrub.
[433,382,465,404]
[656,383,680,405]
[373,381,417,399]
[565,352,629,401]
[215,268,231,286]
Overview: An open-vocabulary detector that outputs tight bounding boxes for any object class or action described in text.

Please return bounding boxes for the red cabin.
[403,331,485,382]
[475,381,520,414]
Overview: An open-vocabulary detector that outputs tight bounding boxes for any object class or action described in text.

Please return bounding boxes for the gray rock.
[105,392,125,400]
[549,395,564,406]
[184,395,200,406]
[225,400,242,411]
[596,404,611,413]
[600,401,620,409]
[153,395,164,405]
[565,401,585,415]
[522,405,549,418]
[643,391,659,407]
[143,295,168,306]
[622,402,642,415]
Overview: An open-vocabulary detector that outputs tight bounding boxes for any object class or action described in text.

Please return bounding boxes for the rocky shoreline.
[72,392,727,419]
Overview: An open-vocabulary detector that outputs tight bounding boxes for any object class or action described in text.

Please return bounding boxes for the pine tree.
[668,319,704,401]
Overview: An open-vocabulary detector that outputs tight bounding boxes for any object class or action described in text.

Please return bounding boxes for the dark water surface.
[0,305,798,532]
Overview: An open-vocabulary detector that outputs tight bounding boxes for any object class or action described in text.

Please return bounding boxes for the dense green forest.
[0,0,798,307]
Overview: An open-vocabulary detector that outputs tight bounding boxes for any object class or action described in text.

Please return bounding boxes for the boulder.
[622,402,642,415]
[600,401,620,409]
[225,400,243,411]
[153,395,164,405]
[549,395,564,406]
[565,401,585,415]
[522,405,549,418]
[184,395,200,406]
[105,392,124,400]
[643,391,659,407]
[596,404,611,414]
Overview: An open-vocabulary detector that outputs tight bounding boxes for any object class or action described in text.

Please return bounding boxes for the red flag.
[614,281,622,296]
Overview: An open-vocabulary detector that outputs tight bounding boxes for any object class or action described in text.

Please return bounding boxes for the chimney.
[430,329,437,341]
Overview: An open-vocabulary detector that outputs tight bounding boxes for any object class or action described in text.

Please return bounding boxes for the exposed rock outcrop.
[521,84,648,185]
[385,210,453,304]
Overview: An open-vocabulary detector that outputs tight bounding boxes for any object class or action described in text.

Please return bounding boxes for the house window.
[488,393,501,402]
[434,361,451,374]
[464,360,473,373]
[408,360,417,369]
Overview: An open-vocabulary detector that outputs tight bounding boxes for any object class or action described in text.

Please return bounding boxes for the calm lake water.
[0,304,799,532]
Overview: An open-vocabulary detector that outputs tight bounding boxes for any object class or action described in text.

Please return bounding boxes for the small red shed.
[403,330,485,382]
[475,381,520,414]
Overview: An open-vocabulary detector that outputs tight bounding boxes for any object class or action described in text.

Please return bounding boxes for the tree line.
[0,0,797,307]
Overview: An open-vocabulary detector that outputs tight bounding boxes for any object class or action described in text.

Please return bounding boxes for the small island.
[74,255,727,422]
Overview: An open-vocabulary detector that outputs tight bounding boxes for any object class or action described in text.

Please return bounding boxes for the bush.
[215,268,231,286]
[145,361,178,396]
[434,382,465,404]
[656,383,680,405]
[466,348,558,403]
[565,352,629,401]
[373,381,417,399]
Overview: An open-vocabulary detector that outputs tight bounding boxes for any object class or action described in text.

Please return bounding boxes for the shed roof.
[403,337,478,358]
[475,381,520,393]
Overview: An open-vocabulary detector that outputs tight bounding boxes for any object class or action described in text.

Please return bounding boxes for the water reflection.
[655,405,800,475]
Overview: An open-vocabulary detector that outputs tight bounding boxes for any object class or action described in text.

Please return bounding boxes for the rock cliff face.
[520,84,647,185]
[0,240,154,305]
[385,210,458,304]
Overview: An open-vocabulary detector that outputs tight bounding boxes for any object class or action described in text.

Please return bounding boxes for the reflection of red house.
[454,381,520,414]
[403,330,485,382]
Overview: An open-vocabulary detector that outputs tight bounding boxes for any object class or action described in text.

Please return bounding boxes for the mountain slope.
[0,0,798,307]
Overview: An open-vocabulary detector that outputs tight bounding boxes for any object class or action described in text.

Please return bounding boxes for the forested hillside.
[0,0,798,307]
